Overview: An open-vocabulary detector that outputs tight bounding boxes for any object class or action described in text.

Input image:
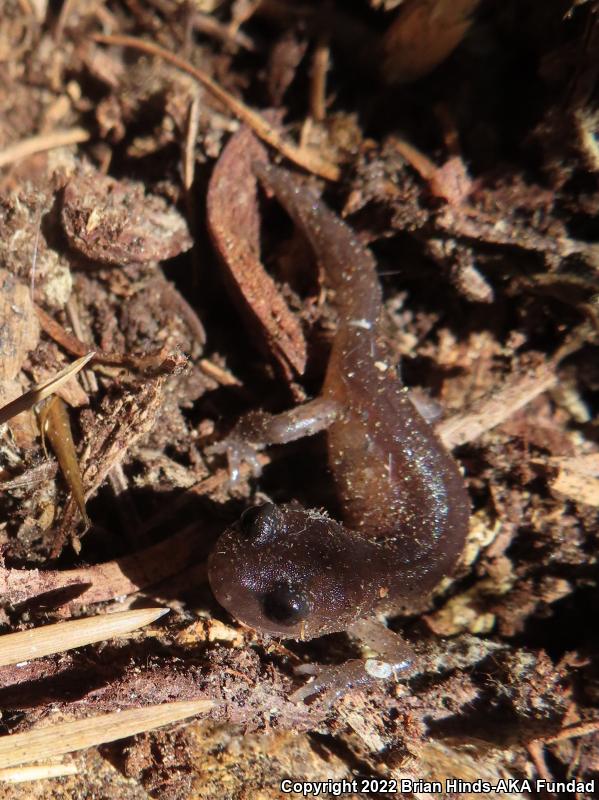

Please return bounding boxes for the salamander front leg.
[207,397,340,483]
[290,618,415,704]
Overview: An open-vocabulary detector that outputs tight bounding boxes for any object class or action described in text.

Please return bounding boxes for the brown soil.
[0,1,598,798]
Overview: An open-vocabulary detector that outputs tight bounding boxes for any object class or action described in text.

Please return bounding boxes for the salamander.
[208,162,470,702]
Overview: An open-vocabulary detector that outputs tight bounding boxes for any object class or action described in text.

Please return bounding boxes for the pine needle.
[0,699,214,768]
[0,352,95,425]
[0,607,169,667]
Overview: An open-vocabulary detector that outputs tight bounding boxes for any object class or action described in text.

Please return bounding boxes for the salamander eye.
[261,583,311,625]
[238,503,285,543]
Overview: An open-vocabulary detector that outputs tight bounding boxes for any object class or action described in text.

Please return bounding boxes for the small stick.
[92,33,340,181]
[64,297,98,394]
[29,206,43,300]
[392,135,438,181]
[310,36,330,122]
[438,365,557,450]
[526,740,554,785]
[183,91,201,193]
[198,358,241,386]
[54,0,79,41]
[228,0,261,35]
[535,718,599,745]
[0,128,89,170]
[191,11,255,51]
[35,305,178,372]
[525,718,599,791]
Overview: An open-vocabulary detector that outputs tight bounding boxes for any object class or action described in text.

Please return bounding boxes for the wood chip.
[547,453,599,507]
[0,270,40,382]
[61,173,192,265]
[49,366,185,556]
[438,365,557,449]
[0,269,40,442]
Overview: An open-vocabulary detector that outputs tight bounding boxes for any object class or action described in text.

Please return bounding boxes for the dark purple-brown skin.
[208,163,470,649]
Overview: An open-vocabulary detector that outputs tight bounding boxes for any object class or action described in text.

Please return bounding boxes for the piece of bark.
[49,363,186,557]
[438,365,557,449]
[61,173,192,265]
[77,367,186,498]
[207,125,307,379]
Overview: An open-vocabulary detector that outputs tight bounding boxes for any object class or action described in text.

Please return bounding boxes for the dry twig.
[438,365,557,449]
[0,128,90,169]
[92,33,340,181]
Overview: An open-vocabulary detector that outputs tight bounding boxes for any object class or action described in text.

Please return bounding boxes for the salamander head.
[208,503,367,639]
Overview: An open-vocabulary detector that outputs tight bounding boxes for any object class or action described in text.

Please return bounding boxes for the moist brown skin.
[208,163,470,684]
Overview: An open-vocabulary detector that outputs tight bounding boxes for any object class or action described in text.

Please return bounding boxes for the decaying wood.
[0,268,41,446]
[438,364,558,449]
[61,173,193,265]
[0,270,40,383]
[545,453,599,508]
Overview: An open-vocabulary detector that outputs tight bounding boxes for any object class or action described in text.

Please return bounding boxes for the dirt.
[0,1,598,798]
